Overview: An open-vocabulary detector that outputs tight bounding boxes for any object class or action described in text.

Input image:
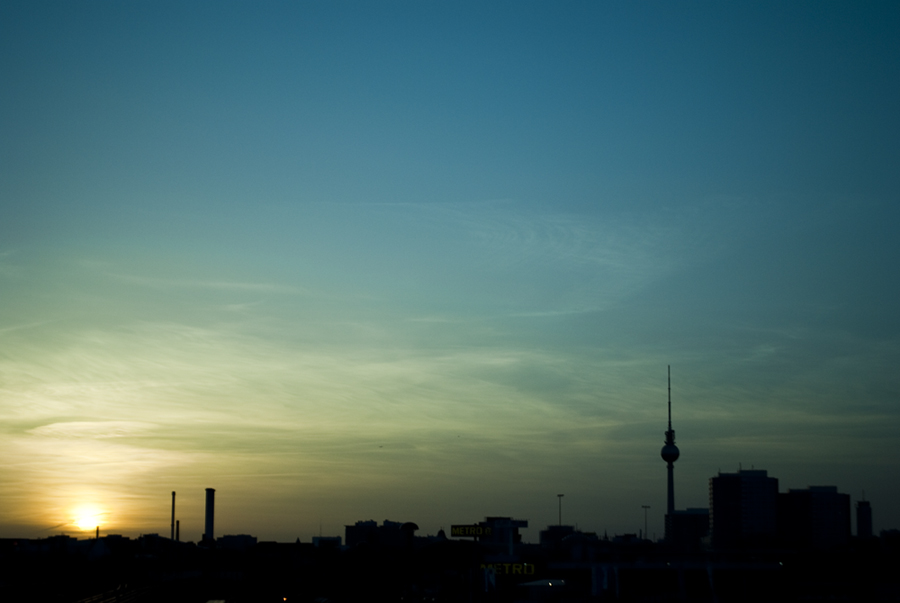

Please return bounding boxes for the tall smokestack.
[171,491,176,540]
[204,488,215,542]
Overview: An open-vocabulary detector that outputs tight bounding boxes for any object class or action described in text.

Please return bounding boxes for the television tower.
[660,366,680,515]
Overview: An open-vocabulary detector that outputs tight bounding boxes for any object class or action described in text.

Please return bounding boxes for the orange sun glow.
[72,506,105,531]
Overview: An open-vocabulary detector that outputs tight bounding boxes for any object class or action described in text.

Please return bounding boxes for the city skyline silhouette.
[5,368,885,547]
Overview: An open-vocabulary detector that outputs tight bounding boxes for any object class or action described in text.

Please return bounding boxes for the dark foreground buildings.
[4,520,900,603]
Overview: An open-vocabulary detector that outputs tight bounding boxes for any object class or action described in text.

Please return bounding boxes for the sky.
[1,1,899,543]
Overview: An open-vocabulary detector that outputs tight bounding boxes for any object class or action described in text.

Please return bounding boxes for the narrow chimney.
[204,488,215,542]
[171,491,176,540]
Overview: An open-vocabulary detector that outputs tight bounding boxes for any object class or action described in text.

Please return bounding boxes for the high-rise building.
[857,500,873,539]
[778,486,850,549]
[710,469,778,549]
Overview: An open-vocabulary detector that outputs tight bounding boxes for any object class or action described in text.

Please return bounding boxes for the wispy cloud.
[105,273,307,294]
[27,421,158,439]
[0,250,24,278]
[0,321,57,335]
[380,201,693,314]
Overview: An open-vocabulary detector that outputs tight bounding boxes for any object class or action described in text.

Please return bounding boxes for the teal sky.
[2,1,898,542]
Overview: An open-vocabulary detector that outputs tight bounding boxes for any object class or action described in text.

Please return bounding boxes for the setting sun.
[72,506,106,531]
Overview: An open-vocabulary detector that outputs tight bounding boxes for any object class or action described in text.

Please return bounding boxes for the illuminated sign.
[451,524,493,537]
[481,563,536,576]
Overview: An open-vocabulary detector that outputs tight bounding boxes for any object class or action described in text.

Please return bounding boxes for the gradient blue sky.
[1,1,898,542]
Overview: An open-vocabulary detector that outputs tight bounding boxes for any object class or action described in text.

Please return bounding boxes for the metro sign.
[451,524,493,537]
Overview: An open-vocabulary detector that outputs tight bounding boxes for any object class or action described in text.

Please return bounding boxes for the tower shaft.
[667,462,675,515]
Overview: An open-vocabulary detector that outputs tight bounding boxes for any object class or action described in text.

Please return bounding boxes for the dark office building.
[778,486,850,549]
[709,469,778,549]
[856,500,873,539]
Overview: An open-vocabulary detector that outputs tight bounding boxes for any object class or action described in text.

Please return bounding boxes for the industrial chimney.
[204,488,215,543]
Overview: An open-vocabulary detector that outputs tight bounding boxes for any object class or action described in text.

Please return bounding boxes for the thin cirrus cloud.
[105,273,308,295]
[351,200,692,315]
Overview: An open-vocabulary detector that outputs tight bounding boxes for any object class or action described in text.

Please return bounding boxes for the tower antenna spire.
[667,365,672,431]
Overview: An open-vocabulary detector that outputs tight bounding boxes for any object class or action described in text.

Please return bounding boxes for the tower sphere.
[661,443,680,463]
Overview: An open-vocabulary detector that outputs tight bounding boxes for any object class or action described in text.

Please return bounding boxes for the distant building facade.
[539,524,576,548]
[312,535,342,549]
[217,534,257,551]
[345,519,418,548]
[709,469,778,549]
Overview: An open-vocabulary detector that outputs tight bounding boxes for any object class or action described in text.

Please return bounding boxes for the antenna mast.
[667,365,672,431]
